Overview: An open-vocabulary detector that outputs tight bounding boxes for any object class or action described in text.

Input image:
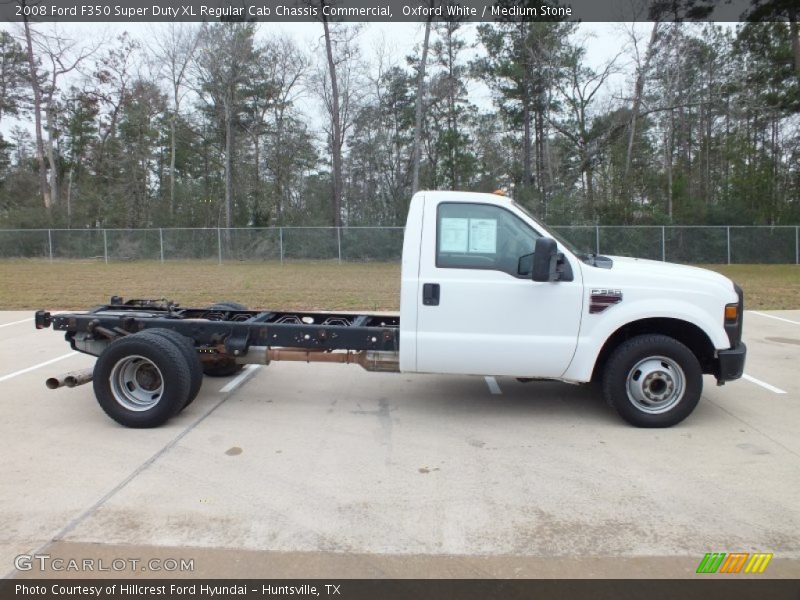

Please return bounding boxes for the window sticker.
[440,218,469,252]
[468,218,497,253]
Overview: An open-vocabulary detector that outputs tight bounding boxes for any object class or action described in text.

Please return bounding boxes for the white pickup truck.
[36,190,746,428]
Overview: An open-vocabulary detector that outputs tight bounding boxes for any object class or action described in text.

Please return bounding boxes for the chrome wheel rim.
[626,355,685,414]
[109,355,164,411]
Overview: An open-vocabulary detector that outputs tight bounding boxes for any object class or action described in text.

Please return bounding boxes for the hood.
[586,255,738,302]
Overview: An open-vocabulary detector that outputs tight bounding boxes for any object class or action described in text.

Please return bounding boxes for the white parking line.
[742,373,787,395]
[0,317,34,329]
[749,311,800,326]
[484,376,502,395]
[220,365,261,393]
[0,352,78,384]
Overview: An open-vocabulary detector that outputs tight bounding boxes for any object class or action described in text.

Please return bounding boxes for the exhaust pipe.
[236,346,400,373]
[46,368,94,390]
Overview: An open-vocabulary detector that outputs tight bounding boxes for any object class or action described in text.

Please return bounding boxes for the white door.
[415,201,583,378]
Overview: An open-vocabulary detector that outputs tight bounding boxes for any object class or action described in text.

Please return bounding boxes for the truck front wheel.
[602,334,702,428]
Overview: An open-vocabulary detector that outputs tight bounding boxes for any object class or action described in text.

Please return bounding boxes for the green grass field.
[0,260,797,310]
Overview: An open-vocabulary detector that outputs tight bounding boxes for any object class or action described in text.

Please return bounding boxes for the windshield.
[511,201,582,257]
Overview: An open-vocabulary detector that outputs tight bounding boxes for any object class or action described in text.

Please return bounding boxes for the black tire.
[202,358,243,377]
[602,334,702,428]
[138,329,203,410]
[93,333,191,428]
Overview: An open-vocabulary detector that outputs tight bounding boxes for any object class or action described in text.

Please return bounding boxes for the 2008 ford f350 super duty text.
[35,191,746,428]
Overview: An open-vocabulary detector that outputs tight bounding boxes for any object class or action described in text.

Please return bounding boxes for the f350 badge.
[589,289,623,314]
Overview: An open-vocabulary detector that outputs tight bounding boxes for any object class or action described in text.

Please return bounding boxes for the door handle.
[422,283,440,306]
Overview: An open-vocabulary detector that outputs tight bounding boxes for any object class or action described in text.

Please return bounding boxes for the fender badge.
[590,289,623,314]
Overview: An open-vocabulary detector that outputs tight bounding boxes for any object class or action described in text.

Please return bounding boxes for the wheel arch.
[590,317,717,382]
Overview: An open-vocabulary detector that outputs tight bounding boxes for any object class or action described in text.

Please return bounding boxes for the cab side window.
[436,202,541,278]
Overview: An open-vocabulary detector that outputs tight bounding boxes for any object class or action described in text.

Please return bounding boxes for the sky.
[264,21,640,121]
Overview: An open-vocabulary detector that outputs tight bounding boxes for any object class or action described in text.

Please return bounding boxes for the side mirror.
[532,237,558,282]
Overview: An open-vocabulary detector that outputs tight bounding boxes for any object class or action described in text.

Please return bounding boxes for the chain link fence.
[0,226,797,264]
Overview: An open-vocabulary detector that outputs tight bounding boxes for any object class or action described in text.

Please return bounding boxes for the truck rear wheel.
[202,358,242,377]
[93,333,191,428]
[602,334,702,428]
[138,329,203,411]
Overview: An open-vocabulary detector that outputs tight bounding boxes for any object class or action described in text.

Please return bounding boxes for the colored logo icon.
[696,552,773,574]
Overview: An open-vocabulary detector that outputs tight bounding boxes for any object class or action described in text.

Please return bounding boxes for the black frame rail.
[36,297,400,356]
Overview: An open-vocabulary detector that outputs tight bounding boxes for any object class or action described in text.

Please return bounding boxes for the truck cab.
[399,191,746,426]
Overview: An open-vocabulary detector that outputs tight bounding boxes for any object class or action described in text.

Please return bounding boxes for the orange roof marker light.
[493,188,508,197]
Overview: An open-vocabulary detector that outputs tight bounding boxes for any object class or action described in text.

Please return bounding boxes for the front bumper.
[716,342,746,382]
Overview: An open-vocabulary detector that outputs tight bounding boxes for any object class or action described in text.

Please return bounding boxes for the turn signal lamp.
[724,304,738,323]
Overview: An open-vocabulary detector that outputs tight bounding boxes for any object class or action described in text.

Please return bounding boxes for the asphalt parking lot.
[1,309,799,579]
